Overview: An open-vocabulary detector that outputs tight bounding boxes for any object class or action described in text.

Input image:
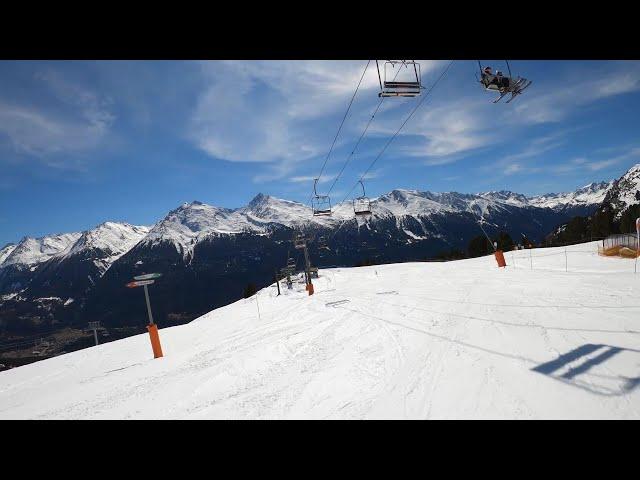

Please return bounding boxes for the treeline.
[434,231,530,261]
[546,204,640,245]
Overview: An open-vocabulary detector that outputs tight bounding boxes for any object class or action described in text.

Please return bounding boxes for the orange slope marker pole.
[146,323,163,358]
[143,283,163,358]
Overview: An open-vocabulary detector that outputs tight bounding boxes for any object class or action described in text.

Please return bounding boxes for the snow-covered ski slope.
[1,241,639,419]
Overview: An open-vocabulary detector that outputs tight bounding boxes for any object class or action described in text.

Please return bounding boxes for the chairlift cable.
[325,65,404,196]
[375,60,383,91]
[340,60,454,210]
[329,60,455,240]
[314,60,371,185]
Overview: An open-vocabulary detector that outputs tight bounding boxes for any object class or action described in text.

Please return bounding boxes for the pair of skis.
[493,78,532,103]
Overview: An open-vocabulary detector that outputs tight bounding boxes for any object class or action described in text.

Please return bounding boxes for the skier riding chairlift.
[481,66,510,91]
[478,60,532,103]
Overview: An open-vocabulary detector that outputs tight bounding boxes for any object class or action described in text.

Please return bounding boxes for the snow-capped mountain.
[18,222,150,301]
[0,243,16,266]
[59,222,150,275]
[601,164,640,217]
[242,193,345,226]
[528,181,613,212]
[140,196,347,259]
[0,221,149,317]
[135,183,609,259]
[0,232,81,270]
[141,201,255,259]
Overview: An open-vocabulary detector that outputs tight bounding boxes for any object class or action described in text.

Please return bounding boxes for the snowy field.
[1,241,639,419]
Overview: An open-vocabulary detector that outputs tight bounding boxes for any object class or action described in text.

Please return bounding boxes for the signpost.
[126,273,164,359]
[88,321,100,346]
[294,235,314,295]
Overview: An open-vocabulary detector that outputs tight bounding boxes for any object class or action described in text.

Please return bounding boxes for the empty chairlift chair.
[317,235,330,251]
[312,178,332,216]
[294,234,306,250]
[353,180,372,216]
[286,257,296,272]
[377,60,422,98]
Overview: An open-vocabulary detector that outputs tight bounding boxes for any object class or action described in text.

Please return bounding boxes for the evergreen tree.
[494,231,515,251]
[520,233,534,248]
[243,283,258,298]
[619,204,640,234]
[468,235,492,257]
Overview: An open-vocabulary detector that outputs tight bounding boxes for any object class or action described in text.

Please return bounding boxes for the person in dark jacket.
[495,70,510,90]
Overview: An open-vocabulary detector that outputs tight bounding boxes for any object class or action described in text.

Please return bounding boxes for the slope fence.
[506,243,640,274]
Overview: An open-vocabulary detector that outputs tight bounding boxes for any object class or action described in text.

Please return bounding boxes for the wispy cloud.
[551,146,640,174]
[360,168,384,180]
[185,61,640,185]
[370,97,499,165]
[289,174,333,184]
[0,69,114,166]
[187,60,444,181]
[511,62,640,124]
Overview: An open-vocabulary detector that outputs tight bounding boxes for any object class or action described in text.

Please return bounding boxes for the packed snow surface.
[1,242,639,419]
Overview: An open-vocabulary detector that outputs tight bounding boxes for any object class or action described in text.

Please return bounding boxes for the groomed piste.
[1,241,639,419]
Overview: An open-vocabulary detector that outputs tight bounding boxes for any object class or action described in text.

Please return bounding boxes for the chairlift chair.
[286,257,296,271]
[317,235,331,251]
[477,60,532,104]
[377,60,422,98]
[353,180,372,216]
[294,234,306,250]
[312,178,332,216]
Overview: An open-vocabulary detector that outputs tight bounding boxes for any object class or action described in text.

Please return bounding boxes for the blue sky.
[1,60,640,246]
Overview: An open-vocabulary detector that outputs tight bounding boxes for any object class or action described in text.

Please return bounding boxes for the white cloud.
[391,98,499,162]
[550,146,640,174]
[361,168,384,180]
[511,63,640,124]
[504,163,524,175]
[0,102,108,160]
[289,174,332,184]
[187,60,444,180]
[587,158,620,171]
[0,70,114,164]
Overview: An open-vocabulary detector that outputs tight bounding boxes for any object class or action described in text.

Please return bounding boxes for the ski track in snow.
[1,242,640,419]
